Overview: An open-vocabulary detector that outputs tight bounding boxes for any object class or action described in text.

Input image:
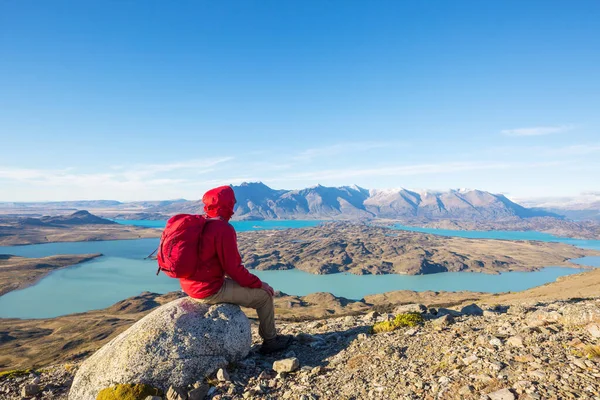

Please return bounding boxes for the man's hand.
[261,282,275,297]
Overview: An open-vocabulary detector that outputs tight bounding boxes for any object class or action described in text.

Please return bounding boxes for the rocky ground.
[237,223,599,275]
[2,298,599,400]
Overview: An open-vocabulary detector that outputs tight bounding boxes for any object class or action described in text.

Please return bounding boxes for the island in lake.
[237,222,599,275]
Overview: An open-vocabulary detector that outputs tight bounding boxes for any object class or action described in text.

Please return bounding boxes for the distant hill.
[19,210,116,226]
[144,182,558,221]
[518,194,600,221]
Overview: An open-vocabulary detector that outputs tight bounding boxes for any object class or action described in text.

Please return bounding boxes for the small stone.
[357,333,368,341]
[461,303,484,316]
[489,337,503,347]
[459,385,474,395]
[586,323,600,339]
[311,366,323,376]
[273,357,300,373]
[363,311,380,321]
[463,355,479,366]
[432,314,455,327]
[31,377,40,385]
[513,380,533,392]
[188,385,210,400]
[21,384,41,397]
[438,376,451,385]
[572,358,587,369]
[344,315,355,324]
[529,370,546,380]
[436,308,463,317]
[490,361,504,371]
[506,336,524,348]
[145,397,162,400]
[470,374,493,383]
[404,328,417,336]
[166,385,187,400]
[217,368,230,382]
[394,303,427,314]
[258,370,272,380]
[513,354,535,363]
[488,388,516,400]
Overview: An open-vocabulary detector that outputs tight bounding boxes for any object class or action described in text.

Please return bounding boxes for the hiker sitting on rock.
[179,185,292,354]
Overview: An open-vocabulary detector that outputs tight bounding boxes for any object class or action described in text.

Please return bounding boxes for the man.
[179,185,292,354]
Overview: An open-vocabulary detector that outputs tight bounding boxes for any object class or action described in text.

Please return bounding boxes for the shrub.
[96,383,163,400]
[371,312,424,334]
[585,344,600,360]
[0,369,34,379]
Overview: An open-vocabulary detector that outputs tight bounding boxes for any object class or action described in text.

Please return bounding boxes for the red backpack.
[155,214,217,278]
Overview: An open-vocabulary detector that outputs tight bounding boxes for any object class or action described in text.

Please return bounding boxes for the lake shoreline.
[1,221,599,319]
[0,253,103,297]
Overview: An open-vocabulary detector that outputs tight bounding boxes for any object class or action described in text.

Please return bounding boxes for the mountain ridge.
[149,182,559,221]
[1,182,562,221]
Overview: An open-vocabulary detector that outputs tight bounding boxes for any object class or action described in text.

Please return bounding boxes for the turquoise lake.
[1,220,599,319]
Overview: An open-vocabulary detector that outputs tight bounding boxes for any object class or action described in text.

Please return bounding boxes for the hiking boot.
[260,334,293,354]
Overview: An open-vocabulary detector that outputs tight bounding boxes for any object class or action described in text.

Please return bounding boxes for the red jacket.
[179,186,262,298]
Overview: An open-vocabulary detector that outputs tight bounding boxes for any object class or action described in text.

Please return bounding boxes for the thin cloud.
[501,125,576,137]
[0,157,234,188]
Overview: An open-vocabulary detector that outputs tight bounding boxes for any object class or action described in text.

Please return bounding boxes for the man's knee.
[253,288,272,308]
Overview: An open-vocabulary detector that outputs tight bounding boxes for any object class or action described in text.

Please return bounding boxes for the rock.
[394,304,427,314]
[488,388,516,400]
[438,376,451,385]
[273,358,300,373]
[572,358,587,369]
[363,311,380,322]
[432,314,455,327]
[462,355,479,366]
[357,333,368,341]
[166,386,187,400]
[529,370,546,380]
[31,377,40,385]
[461,303,484,316]
[21,384,40,397]
[506,336,524,348]
[527,310,561,327]
[69,300,251,400]
[489,337,503,347]
[557,304,600,326]
[145,397,162,400]
[586,323,600,339]
[188,384,209,400]
[459,385,474,395]
[436,308,463,317]
[217,368,230,382]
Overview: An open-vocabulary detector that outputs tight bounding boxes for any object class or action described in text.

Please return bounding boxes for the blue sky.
[1,1,599,201]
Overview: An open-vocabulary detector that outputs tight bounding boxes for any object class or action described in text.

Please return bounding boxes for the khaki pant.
[195,279,277,341]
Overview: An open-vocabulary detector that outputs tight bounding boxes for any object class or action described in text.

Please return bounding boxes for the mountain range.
[143,182,557,221]
[518,193,600,221]
[0,182,563,221]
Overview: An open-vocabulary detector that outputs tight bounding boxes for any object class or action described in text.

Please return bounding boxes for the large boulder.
[69,299,251,400]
